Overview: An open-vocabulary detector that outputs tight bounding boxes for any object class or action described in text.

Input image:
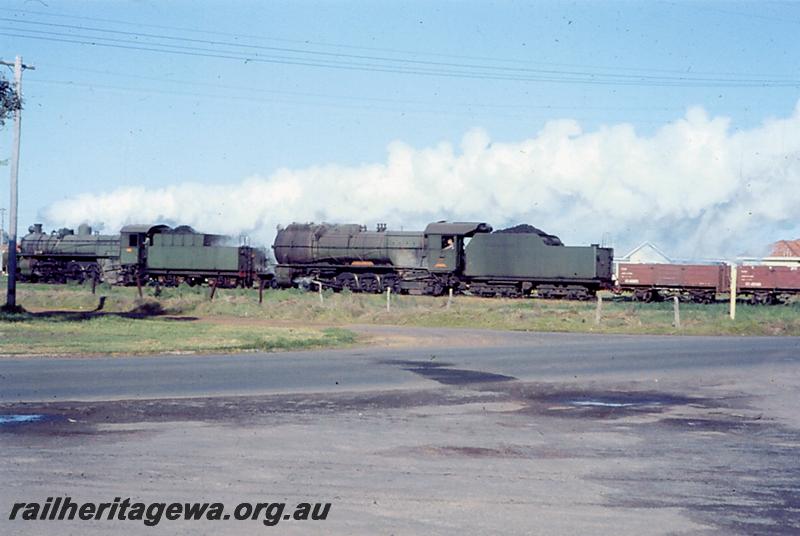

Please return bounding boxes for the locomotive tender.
[119,224,270,288]
[273,221,614,298]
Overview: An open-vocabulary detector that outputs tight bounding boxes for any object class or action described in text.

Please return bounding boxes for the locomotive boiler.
[273,222,492,294]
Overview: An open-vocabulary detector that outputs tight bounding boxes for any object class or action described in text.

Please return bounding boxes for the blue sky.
[1,1,799,258]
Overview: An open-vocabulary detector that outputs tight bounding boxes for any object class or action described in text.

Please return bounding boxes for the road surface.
[1,326,799,534]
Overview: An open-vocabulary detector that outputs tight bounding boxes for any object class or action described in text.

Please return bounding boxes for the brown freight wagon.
[616,262,729,303]
[737,264,800,304]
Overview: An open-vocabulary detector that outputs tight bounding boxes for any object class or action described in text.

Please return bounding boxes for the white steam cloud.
[44,102,800,260]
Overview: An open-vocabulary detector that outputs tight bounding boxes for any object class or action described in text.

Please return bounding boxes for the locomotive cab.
[423,222,492,273]
[119,224,170,280]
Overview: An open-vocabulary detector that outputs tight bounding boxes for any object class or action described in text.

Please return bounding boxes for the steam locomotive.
[16,223,269,288]
[273,221,614,298]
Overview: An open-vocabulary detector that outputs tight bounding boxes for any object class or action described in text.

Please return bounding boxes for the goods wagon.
[616,262,729,303]
[616,260,800,304]
[738,263,800,305]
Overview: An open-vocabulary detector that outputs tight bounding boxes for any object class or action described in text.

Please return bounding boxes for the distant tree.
[0,74,21,127]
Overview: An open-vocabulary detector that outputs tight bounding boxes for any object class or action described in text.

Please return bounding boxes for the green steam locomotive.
[273,221,613,298]
[16,223,269,288]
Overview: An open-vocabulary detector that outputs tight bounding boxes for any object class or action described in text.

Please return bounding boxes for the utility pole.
[2,56,34,310]
[0,207,6,248]
[0,207,6,273]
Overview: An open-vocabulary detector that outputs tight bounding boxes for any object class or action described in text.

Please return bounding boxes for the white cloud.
[43,102,800,259]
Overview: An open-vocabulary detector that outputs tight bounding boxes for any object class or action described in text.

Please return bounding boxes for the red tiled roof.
[770,239,800,257]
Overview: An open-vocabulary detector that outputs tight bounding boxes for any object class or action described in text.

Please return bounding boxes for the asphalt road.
[1,327,798,402]
[1,327,799,535]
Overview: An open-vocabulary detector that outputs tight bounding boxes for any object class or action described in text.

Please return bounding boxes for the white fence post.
[386,287,391,312]
[729,264,737,320]
[594,294,602,325]
[673,296,680,329]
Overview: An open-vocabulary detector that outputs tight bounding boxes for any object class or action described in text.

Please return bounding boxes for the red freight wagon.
[737,264,800,304]
[616,263,729,303]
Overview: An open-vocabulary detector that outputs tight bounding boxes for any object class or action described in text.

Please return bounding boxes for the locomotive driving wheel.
[336,273,360,292]
[85,263,102,284]
[65,261,85,284]
[359,274,381,293]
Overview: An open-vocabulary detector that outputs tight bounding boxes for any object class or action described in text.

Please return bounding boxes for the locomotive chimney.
[33,223,42,234]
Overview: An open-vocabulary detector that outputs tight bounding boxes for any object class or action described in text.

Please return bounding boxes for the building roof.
[619,241,672,263]
[770,239,800,257]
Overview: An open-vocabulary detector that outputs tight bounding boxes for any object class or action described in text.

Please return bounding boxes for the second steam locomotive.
[274,221,613,298]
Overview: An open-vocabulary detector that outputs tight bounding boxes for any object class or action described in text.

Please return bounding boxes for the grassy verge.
[0,311,356,356]
[2,279,798,337]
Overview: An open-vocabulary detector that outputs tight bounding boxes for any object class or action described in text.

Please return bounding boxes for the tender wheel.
[642,289,659,303]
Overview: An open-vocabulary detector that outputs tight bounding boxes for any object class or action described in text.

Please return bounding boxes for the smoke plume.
[43,102,800,260]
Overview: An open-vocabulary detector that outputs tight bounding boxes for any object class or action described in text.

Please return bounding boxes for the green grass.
[0,278,798,357]
[0,304,357,356]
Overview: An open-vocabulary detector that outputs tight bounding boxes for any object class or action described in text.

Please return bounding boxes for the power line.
[4,5,756,76]
[36,64,698,112]
[7,6,800,82]
[4,16,797,81]
[3,29,798,88]
[27,78,686,126]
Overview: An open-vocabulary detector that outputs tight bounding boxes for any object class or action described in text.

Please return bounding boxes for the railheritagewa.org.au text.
[8,497,331,527]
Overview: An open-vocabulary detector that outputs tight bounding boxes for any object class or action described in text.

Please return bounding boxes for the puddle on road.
[570,400,638,408]
[513,388,708,420]
[378,359,517,385]
[0,414,77,431]
[657,417,753,433]
[0,414,45,425]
